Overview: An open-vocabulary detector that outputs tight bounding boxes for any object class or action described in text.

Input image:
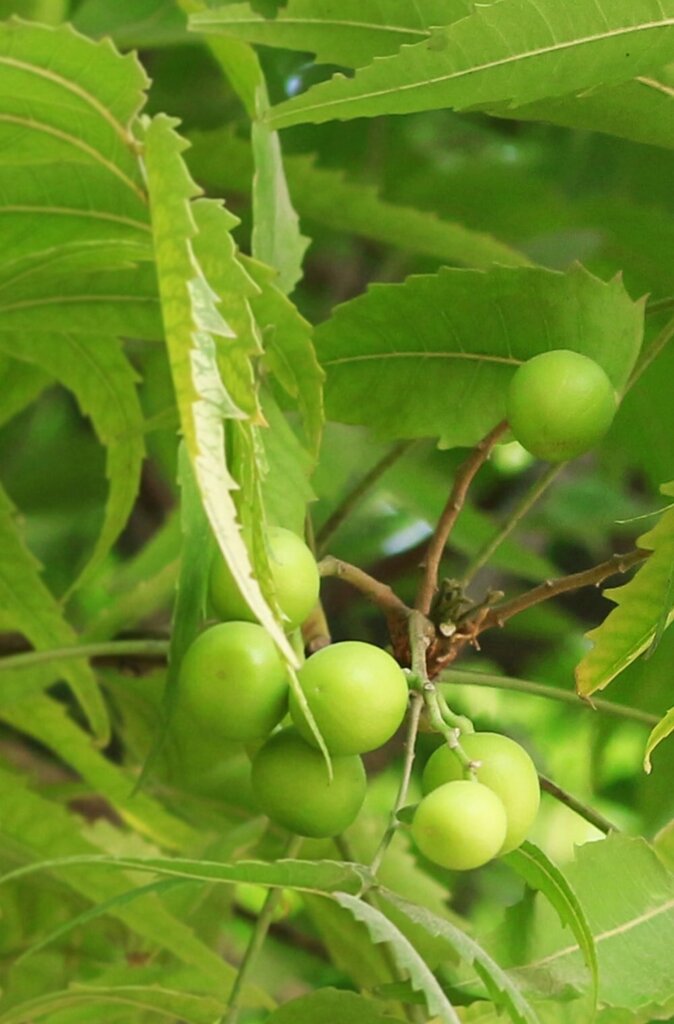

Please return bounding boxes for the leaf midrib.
[271,15,674,120]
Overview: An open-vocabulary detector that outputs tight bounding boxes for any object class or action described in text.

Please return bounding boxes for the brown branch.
[477,548,649,632]
[415,420,509,616]
[318,556,411,623]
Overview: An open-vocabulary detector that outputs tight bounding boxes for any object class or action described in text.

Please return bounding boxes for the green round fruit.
[412,780,508,871]
[210,526,320,631]
[177,622,288,741]
[506,349,617,463]
[251,727,367,838]
[422,732,540,854]
[289,641,409,755]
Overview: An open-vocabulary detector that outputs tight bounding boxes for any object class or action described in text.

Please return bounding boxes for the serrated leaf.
[267,0,674,129]
[381,891,540,1024]
[187,127,529,270]
[190,0,473,68]
[644,706,674,773]
[576,482,674,697]
[334,892,461,1024]
[502,835,674,1012]
[314,265,643,447]
[503,842,598,1012]
[0,20,148,195]
[265,987,408,1023]
[0,485,108,741]
[242,253,324,454]
[142,113,296,666]
[1,853,370,895]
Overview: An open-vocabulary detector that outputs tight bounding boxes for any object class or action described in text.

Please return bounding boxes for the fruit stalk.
[220,833,304,1024]
[416,420,509,615]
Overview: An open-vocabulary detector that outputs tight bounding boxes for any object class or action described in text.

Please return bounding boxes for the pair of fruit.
[412,732,540,871]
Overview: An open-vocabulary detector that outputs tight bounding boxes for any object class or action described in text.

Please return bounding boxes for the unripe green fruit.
[412,780,508,870]
[289,641,409,755]
[210,526,320,631]
[506,349,616,463]
[422,732,540,854]
[251,728,367,838]
[177,622,288,741]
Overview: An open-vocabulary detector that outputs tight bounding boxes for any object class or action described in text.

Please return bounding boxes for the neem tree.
[0,4,673,1024]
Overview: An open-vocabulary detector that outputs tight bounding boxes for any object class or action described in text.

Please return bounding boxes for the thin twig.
[318,555,411,622]
[316,440,415,555]
[416,420,509,615]
[369,690,423,878]
[462,463,563,588]
[539,774,618,835]
[477,548,649,633]
[439,668,659,726]
[0,639,170,672]
[627,314,674,390]
[220,833,303,1024]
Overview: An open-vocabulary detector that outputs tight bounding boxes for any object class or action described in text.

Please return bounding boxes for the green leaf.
[1,853,370,895]
[0,485,108,741]
[187,127,529,270]
[0,20,147,195]
[334,892,462,1024]
[267,0,674,129]
[0,692,197,850]
[259,390,316,535]
[185,1,309,292]
[243,253,324,454]
[0,356,49,428]
[251,109,311,295]
[190,0,472,68]
[192,199,264,420]
[503,842,598,1012]
[504,835,674,1013]
[0,765,261,994]
[142,113,296,666]
[314,265,643,447]
[0,332,145,594]
[0,983,225,1024]
[488,67,674,152]
[644,706,674,773]
[576,482,674,697]
[265,987,408,1023]
[74,0,189,49]
[380,891,540,1024]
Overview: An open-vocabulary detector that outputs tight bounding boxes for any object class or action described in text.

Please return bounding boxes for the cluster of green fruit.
[177,527,409,839]
[413,733,540,870]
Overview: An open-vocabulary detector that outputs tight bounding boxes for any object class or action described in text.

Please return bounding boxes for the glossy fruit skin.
[177,622,288,742]
[412,780,508,871]
[251,728,367,838]
[210,526,320,631]
[289,641,409,755]
[506,349,617,463]
[422,732,540,854]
